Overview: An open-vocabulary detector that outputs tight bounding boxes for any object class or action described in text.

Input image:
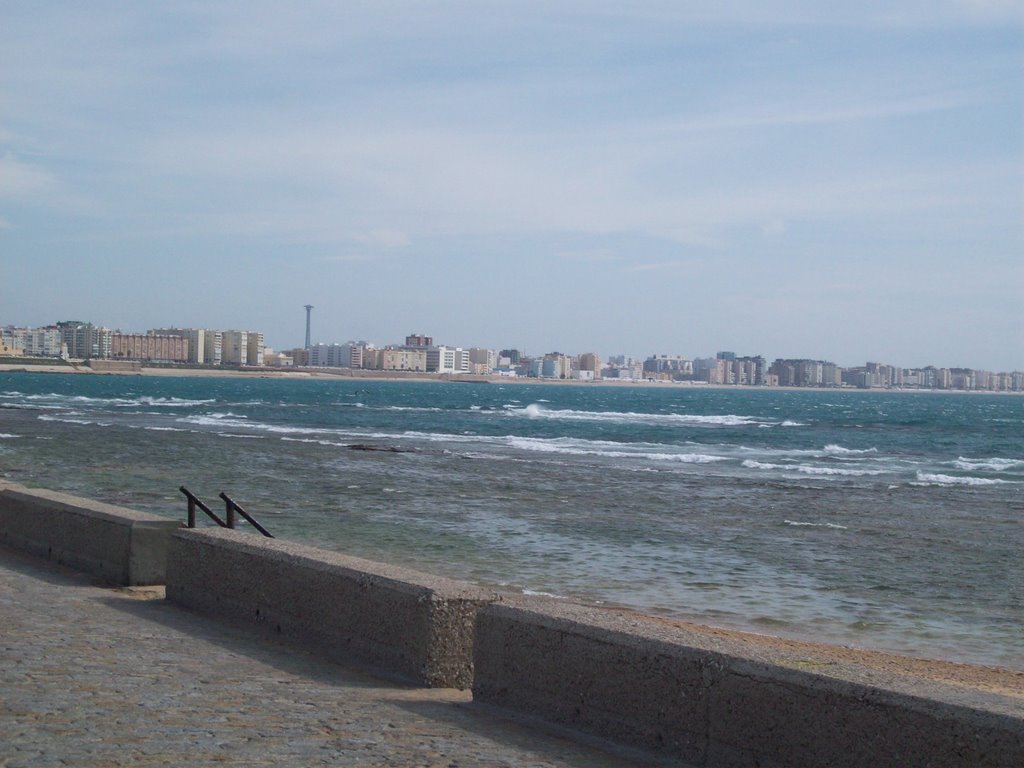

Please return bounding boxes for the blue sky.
[2,2,1022,370]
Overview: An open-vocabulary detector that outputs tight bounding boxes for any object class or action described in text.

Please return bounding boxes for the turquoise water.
[1,372,1021,669]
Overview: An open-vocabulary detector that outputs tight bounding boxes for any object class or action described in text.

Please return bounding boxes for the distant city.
[1,313,1022,392]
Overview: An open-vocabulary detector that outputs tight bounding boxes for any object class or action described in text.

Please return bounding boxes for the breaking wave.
[508,436,727,463]
[509,403,767,426]
[742,460,884,476]
[784,520,849,530]
[953,457,1024,472]
[913,472,1011,487]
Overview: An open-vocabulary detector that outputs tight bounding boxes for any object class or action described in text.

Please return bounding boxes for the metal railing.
[179,486,273,538]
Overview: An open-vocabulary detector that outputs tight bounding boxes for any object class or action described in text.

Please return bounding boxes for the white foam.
[280,436,348,447]
[37,415,99,426]
[914,472,1011,487]
[522,588,564,598]
[508,436,727,464]
[509,403,765,427]
[784,520,848,530]
[0,432,20,438]
[178,413,328,436]
[742,459,883,476]
[795,465,885,477]
[953,457,1024,472]
[823,444,878,456]
[5,392,214,408]
[120,396,215,408]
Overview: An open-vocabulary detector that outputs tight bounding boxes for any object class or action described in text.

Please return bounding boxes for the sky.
[2,2,1022,370]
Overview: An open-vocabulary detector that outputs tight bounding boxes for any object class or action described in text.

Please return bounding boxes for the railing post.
[187,497,196,528]
[225,496,236,529]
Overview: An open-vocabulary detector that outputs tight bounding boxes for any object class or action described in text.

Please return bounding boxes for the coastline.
[0,362,1019,395]
[1,477,1021,699]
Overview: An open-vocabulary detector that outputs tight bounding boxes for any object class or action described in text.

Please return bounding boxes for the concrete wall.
[473,600,1024,768]
[0,483,179,585]
[165,527,495,689]
[3,484,1020,765]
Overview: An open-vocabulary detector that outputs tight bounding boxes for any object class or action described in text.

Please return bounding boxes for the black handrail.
[219,492,274,538]
[179,486,273,538]
[180,486,227,528]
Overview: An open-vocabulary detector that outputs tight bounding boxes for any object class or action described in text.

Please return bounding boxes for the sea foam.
[953,457,1024,472]
[511,403,765,427]
[914,472,1011,487]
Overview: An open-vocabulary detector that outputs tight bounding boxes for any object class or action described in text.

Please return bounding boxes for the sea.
[1,371,1021,670]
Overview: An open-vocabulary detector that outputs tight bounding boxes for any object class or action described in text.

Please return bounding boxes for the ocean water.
[1,372,1021,669]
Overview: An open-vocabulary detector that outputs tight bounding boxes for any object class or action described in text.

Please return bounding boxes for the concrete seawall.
[165,527,496,689]
[0,483,179,585]
[2,484,1021,765]
[473,599,1024,767]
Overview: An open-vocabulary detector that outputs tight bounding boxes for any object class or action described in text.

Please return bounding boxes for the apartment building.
[110,333,189,363]
[152,328,207,364]
[381,347,427,371]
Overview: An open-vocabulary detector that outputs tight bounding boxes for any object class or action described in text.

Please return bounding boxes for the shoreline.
[1,478,1021,699]
[0,362,1019,395]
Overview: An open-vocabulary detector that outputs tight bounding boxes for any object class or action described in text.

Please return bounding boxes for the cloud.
[0,154,53,198]
[623,260,690,273]
[353,229,410,248]
[556,248,619,263]
[645,92,977,136]
[320,253,374,263]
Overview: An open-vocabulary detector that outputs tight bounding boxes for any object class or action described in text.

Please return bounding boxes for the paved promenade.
[0,545,664,768]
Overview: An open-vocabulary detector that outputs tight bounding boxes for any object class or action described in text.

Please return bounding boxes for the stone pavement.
[0,545,670,767]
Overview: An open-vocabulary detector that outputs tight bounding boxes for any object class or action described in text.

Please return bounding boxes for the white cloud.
[557,248,619,263]
[0,154,53,198]
[353,229,410,248]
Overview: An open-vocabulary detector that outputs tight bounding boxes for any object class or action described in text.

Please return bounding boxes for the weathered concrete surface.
[0,482,179,585]
[0,544,658,768]
[166,527,497,690]
[473,599,1024,768]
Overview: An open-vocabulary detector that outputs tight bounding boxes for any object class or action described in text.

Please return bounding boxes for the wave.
[121,396,216,408]
[508,436,727,464]
[508,403,767,426]
[3,392,214,408]
[521,588,565,598]
[784,520,848,530]
[177,413,326,436]
[953,457,1024,472]
[742,459,884,476]
[0,432,20,438]
[913,472,1012,487]
[37,415,111,426]
[823,444,878,456]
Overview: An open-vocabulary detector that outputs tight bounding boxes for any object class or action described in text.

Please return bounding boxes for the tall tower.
[304,305,314,349]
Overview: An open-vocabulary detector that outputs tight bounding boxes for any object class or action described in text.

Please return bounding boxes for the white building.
[427,345,469,374]
[221,331,248,365]
[1,326,63,357]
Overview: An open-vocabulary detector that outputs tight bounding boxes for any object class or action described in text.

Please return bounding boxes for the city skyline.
[2,3,1022,370]
[3,313,1022,380]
